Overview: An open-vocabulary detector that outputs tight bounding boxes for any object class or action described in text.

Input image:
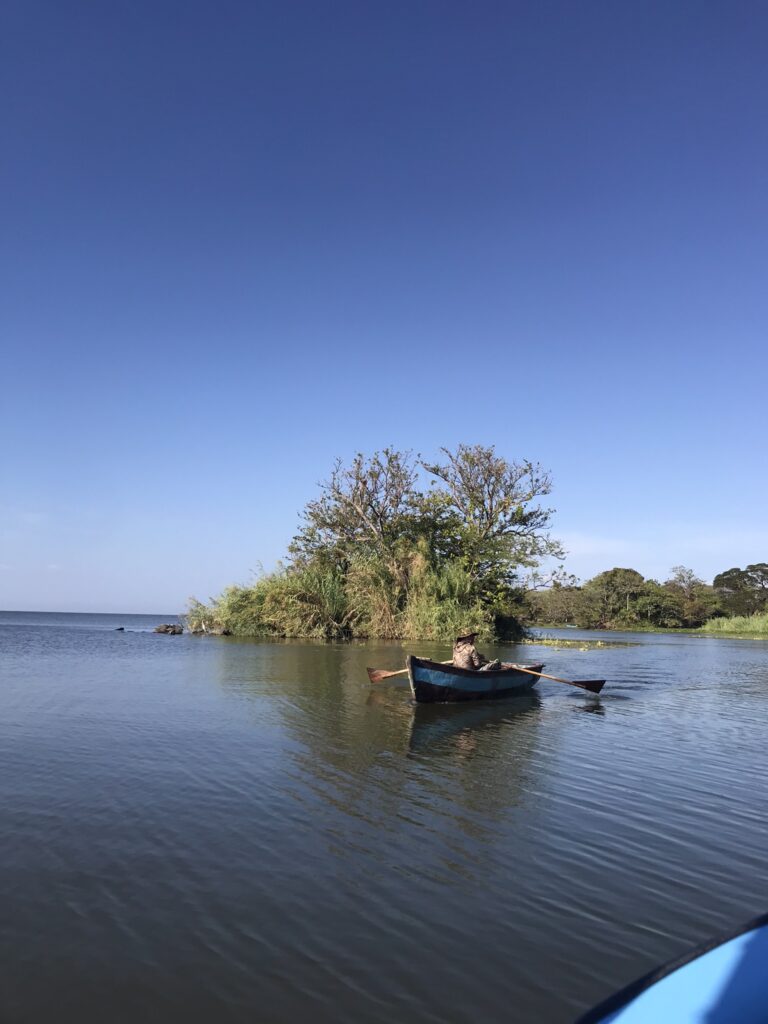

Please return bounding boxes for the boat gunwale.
[575,909,768,1023]
[407,654,545,681]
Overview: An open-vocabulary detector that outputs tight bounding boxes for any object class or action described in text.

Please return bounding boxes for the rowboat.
[406,655,545,703]
[576,911,768,1023]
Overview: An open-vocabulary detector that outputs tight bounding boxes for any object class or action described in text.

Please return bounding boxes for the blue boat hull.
[577,912,768,1023]
[406,655,544,703]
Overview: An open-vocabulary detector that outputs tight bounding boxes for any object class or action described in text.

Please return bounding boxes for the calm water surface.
[2,612,767,1023]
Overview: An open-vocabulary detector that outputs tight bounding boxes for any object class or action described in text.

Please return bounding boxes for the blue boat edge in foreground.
[406,655,545,703]
[575,910,768,1024]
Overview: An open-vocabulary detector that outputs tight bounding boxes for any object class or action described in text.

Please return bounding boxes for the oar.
[367,660,453,684]
[510,663,606,695]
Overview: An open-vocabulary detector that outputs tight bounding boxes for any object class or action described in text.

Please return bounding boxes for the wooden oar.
[510,663,606,695]
[367,660,452,684]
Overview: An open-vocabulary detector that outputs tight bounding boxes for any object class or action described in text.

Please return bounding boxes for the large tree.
[713,563,768,616]
[663,566,720,627]
[289,448,420,571]
[420,444,563,603]
[634,580,685,628]
[582,568,647,626]
[526,581,584,625]
[286,444,561,633]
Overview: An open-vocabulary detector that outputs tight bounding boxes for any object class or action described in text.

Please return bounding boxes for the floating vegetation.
[522,636,639,650]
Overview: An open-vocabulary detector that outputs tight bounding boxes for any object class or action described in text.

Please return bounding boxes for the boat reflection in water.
[208,638,548,842]
[407,693,542,756]
[405,693,545,829]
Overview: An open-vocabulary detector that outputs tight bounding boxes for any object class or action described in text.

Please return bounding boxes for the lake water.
[2,612,767,1023]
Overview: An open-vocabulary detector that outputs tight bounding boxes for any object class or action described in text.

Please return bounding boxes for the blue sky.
[2,0,767,612]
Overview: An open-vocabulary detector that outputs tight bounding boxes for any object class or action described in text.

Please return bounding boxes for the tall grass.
[698,611,768,635]
[187,556,525,641]
[401,559,494,641]
[187,564,353,639]
[259,564,352,638]
[344,553,402,638]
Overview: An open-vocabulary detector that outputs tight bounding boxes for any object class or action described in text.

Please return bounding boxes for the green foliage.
[698,611,768,635]
[582,568,647,627]
[633,581,685,628]
[257,564,352,639]
[344,553,402,638]
[713,564,768,617]
[402,557,494,641]
[190,444,559,640]
[289,448,420,574]
[420,444,563,602]
[185,597,226,634]
[527,564,733,631]
[663,566,721,627]
[524,582,582,625]
[188,564,353,640]
[191,447,767,639]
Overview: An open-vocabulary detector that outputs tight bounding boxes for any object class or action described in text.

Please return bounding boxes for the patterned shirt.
[452,640,488,670]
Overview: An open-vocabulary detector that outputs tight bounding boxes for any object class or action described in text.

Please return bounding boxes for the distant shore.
[532,616,768,638]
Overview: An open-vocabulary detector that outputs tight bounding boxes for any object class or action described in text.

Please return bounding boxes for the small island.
[187,446,768,641]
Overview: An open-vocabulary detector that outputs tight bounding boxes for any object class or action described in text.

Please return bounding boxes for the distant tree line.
[526,563,768,630]
[188,445,563,640]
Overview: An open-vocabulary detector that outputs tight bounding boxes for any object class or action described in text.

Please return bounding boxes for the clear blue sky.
[2,0,767,612]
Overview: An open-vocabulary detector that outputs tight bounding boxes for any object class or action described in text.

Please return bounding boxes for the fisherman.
[452,632,501,671]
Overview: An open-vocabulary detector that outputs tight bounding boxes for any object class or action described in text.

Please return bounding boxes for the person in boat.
[452,632,501,671]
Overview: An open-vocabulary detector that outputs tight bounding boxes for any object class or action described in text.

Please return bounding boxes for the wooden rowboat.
[406,654,545,704]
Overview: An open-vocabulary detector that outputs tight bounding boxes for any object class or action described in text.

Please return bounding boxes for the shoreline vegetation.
[187,445,561,642]
[526,565,768,636]
[697,611,768,636]
[187,447,768,641]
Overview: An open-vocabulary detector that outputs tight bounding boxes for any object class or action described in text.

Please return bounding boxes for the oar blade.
[573,679,606,694]
[367,667,402,683]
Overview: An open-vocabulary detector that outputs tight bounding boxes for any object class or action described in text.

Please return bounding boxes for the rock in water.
[154,624,183,634]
